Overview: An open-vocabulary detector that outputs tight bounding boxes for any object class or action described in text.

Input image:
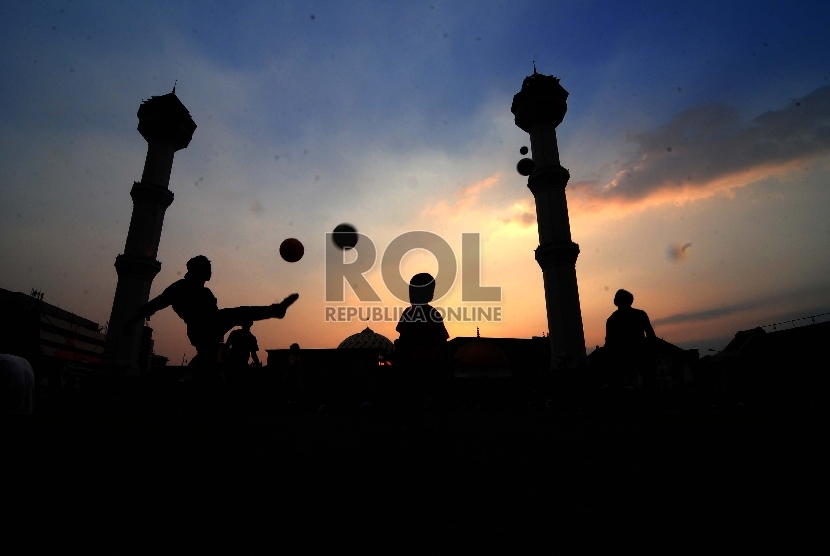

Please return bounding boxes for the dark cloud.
[574,86,830,202]
[652,302,752,326]
[652,284,830,327]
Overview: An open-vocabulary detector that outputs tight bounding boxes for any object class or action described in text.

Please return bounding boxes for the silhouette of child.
[605,289,656,390]
[123,255,298,369]
[394,273,449,417]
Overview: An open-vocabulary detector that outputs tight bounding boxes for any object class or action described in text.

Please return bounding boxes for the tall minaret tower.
[102,90,196,374]
[512,69,587,370]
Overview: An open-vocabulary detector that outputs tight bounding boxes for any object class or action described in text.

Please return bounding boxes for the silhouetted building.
[448,336,549,378]
[266,327,395,406]
[0,287,105,374]
[701,321,829,409]
[652,339,698,392]
[338,327,395,355]
[454,340,511,378]
[588,338,698,392]
[512,69,587,370]
[448,336,550,410]
[102,89,196,375]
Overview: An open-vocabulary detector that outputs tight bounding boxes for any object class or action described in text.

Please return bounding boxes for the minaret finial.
[532,61,537,74]
[476,326,480,338]
[172,80,177,94]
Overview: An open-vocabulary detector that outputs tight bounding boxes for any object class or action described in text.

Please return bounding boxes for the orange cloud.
[421,172,502,218]
[498,202,536,228]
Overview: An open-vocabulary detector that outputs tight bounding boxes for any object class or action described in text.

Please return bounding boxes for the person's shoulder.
[426,304,443,322]
[397,305,414,323]
[0,353,33,369]
[165,278,193,293]
[399,305,428,322]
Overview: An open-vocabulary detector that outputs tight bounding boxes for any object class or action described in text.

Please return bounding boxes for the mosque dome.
[454,341,511,377]
[337,327,394,355]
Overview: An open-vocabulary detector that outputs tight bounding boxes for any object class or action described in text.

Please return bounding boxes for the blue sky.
[1,1,828,362]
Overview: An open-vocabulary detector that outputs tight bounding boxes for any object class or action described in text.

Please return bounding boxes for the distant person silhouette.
[284,343,304,405]
[225,321,261,369]
[223,321,260,411]
[123,255,298,369]
[605,289,656,390]
[394,273,449,421]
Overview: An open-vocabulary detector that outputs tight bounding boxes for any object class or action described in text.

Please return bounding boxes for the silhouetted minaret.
[512,69,587,370]
[102,90,196,374]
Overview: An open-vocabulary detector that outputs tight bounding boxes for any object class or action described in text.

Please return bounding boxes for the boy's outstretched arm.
[122,284,178,334]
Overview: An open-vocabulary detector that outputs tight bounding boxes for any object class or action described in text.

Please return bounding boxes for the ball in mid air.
[516,158,535,176]
[332,223,358,250]
[279,238,304,262]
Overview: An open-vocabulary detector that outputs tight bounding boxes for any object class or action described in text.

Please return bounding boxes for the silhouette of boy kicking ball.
[123,255,298,368]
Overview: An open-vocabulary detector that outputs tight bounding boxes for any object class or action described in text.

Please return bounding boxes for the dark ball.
[519,146,528,155]
[516,158,535,176]
[332,223,358,250]
[279,238,304,262]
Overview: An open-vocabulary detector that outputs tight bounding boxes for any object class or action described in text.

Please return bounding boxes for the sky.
[1,0,829,364]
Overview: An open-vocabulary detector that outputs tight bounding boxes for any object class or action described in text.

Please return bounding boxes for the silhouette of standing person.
[223,320,260,410]
[605,289,656,390]
[394,273,449,422]
[123,255,298,370]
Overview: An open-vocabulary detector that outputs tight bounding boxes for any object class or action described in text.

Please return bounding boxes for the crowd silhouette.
[2,277,675,415]
[0,255,760,417]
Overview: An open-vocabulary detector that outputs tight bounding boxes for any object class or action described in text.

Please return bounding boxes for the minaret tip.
[172,80,177,94]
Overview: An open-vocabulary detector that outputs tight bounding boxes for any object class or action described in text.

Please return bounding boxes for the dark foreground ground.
[5,393,822,553]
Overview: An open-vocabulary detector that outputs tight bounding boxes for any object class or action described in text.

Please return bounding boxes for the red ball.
[279,238,304,262]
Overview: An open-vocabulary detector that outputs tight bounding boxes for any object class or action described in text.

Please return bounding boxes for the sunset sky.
[1,1,829,364]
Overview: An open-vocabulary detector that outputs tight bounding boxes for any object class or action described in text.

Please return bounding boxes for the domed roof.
[337,327,394,354]
[454,341,510,370]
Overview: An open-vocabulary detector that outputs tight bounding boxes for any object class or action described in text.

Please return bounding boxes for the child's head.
[409,273,436,305]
